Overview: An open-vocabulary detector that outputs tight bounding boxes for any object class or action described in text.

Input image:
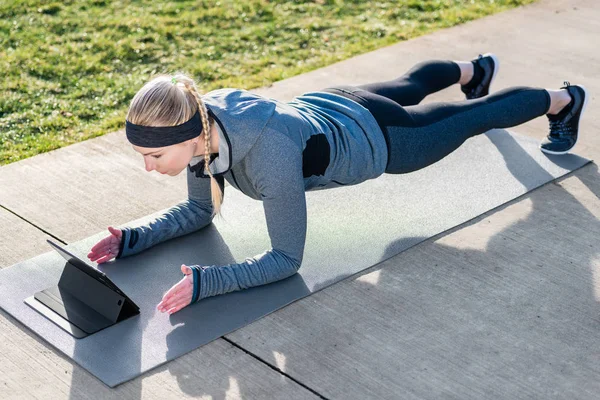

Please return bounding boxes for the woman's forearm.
[191,247,301,301]
[117,198,214,258]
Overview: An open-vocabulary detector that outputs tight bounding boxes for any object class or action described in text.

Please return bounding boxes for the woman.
[87,53,588,315]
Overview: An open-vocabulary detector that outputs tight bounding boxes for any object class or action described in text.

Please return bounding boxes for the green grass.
[0,0,537,165]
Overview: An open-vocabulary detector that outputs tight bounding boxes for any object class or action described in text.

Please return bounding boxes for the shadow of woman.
[219,129,600,398]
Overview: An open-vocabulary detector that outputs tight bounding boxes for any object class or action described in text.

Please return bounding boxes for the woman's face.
[132,139,196,176]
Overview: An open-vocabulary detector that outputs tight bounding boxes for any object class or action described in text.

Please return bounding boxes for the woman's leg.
[355,60,463,106]
[352,54,498,105]
[323,85,563,174]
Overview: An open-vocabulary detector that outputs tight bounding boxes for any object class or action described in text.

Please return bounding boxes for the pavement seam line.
[221,337,330,400]
[0,204,68,246]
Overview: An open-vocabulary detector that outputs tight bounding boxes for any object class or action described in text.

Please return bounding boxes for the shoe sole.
[481,52,500,95]
[539,84,589,155]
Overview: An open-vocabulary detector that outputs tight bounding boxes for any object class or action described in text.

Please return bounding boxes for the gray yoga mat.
[0,129,591,388]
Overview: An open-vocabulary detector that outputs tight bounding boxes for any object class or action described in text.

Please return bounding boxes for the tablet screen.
[46,239,123,296]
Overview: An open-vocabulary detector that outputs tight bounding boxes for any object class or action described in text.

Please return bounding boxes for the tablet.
[46,239,135,304]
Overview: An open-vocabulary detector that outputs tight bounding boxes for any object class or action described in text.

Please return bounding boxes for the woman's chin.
[168,168,185,176]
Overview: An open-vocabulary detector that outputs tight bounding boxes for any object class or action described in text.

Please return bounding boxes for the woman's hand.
[157,264,194,315]
[87,226,122,264]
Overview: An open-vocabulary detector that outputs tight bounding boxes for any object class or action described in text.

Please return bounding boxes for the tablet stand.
[25,259,140,339]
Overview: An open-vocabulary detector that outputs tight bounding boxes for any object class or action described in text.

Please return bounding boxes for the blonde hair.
[126,72,223,216]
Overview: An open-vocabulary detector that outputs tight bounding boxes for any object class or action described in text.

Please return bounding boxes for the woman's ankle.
[456,61,474,85]
[546,89,572,115]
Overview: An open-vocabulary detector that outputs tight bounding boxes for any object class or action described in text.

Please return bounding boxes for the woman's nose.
[144,159,154,172]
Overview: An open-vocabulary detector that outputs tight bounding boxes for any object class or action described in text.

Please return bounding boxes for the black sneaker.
[540,82,588,155]
[461,53,499,100]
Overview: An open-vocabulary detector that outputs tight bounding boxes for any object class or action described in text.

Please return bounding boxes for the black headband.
[125,109,202,147]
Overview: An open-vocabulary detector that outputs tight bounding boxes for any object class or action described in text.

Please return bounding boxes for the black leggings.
[322,60,552,174]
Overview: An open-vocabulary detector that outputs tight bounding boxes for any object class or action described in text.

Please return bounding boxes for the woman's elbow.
[273,248,303,272]
[288,252,303,273]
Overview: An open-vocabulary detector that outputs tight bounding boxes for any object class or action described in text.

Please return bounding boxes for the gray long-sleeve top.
[116,88,388,301]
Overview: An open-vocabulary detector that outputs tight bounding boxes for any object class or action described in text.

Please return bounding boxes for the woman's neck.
[194,123,220,156]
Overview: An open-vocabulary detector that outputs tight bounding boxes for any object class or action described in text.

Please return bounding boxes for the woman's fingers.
[88,247,110,261]
[89,239,113,255]
[88,251,103,261]
[163,292,193,313]
[89,240,106,253]
[158,278,193,312]
[95,253,114,264]
[158,280,186,307]
[88,246,104,257]
[165,297,192,314]
[158,288,187,311]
